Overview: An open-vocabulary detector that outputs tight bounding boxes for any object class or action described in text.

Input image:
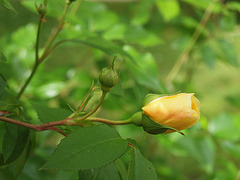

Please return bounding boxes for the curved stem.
[39,2,70,64]
[78,91,107,120]
[17,63,38,99]
[84,117,132,125]
[17,17,43,99]
[165,1,216,84]
[0,116,67,131]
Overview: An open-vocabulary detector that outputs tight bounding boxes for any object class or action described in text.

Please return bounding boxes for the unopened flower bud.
[38,4,47,15]
[99,66,118,92]
[142,93,200,134]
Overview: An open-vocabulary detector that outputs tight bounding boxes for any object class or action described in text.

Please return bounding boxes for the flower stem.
[0,116,67,132]
[17,17,42,99]
[77,91,107,121]
[83,117,132,125]
[38,2,70,63]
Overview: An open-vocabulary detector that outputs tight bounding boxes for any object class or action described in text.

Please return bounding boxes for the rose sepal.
[142,114,184,135]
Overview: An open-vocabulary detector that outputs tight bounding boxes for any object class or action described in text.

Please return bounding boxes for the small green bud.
[38,4,47,15]
[99,66,118,92]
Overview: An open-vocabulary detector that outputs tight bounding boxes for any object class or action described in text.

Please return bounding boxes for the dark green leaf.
[2,122,29,164]
[78,169,94,180]
[115,159,128,180]
[0,121,6,151]
[34,104,71,123]
[0,74,9,96]
[41,125,128,170]
[12,136,31,178]
[127,148,157,180]
[0,0,16,12]
[93,163,122,180]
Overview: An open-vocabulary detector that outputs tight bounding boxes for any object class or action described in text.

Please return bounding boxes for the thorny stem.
[165,0,217,85]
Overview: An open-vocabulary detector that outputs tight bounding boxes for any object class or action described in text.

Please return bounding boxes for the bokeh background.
[1,0,240,179]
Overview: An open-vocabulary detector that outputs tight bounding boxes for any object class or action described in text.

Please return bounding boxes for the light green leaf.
[216,39,238,66]
[156,0,180,21]
[41,125,128,170]
[66,37,134,62]
[128,148,157,180]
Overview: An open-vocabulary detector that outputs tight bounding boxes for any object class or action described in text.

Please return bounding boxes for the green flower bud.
[99,66,118,92]
[38,4,47,15]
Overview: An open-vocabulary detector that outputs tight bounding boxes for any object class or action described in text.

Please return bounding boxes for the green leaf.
[0,121,6,151]
[78,169,93,180]
[124,46,164,92]
[2,122,29,164]
[131,0,155,25]
[94,163,122,180]
[127,148,157,180]
[115,159,128,180]
[12,136,31,178]
[156,0,180,21]
[41,125,128,170]
[216,39,238,66]
[0,0,16,13]
[0,51,7,62]
[227,1,240,12]
[0,74,9,96]
[200,44,216,68]
[67,37,133,62]
[208,113,239,140]
[34,104,71,123]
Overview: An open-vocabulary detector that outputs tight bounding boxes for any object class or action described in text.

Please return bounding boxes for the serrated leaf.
[127,148,157,180]
[34,104,71,123]
[0,0,16,13]
[41,125,128,170]
[2,122,29,164]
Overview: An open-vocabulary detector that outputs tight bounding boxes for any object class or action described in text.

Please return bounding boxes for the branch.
[0,116,68,135]
[165,1,217,85]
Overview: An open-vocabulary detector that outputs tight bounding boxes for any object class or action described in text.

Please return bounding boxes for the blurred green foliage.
[1,0,240,179]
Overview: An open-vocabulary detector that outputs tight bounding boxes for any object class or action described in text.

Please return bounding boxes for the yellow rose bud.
[142,93,200,134]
